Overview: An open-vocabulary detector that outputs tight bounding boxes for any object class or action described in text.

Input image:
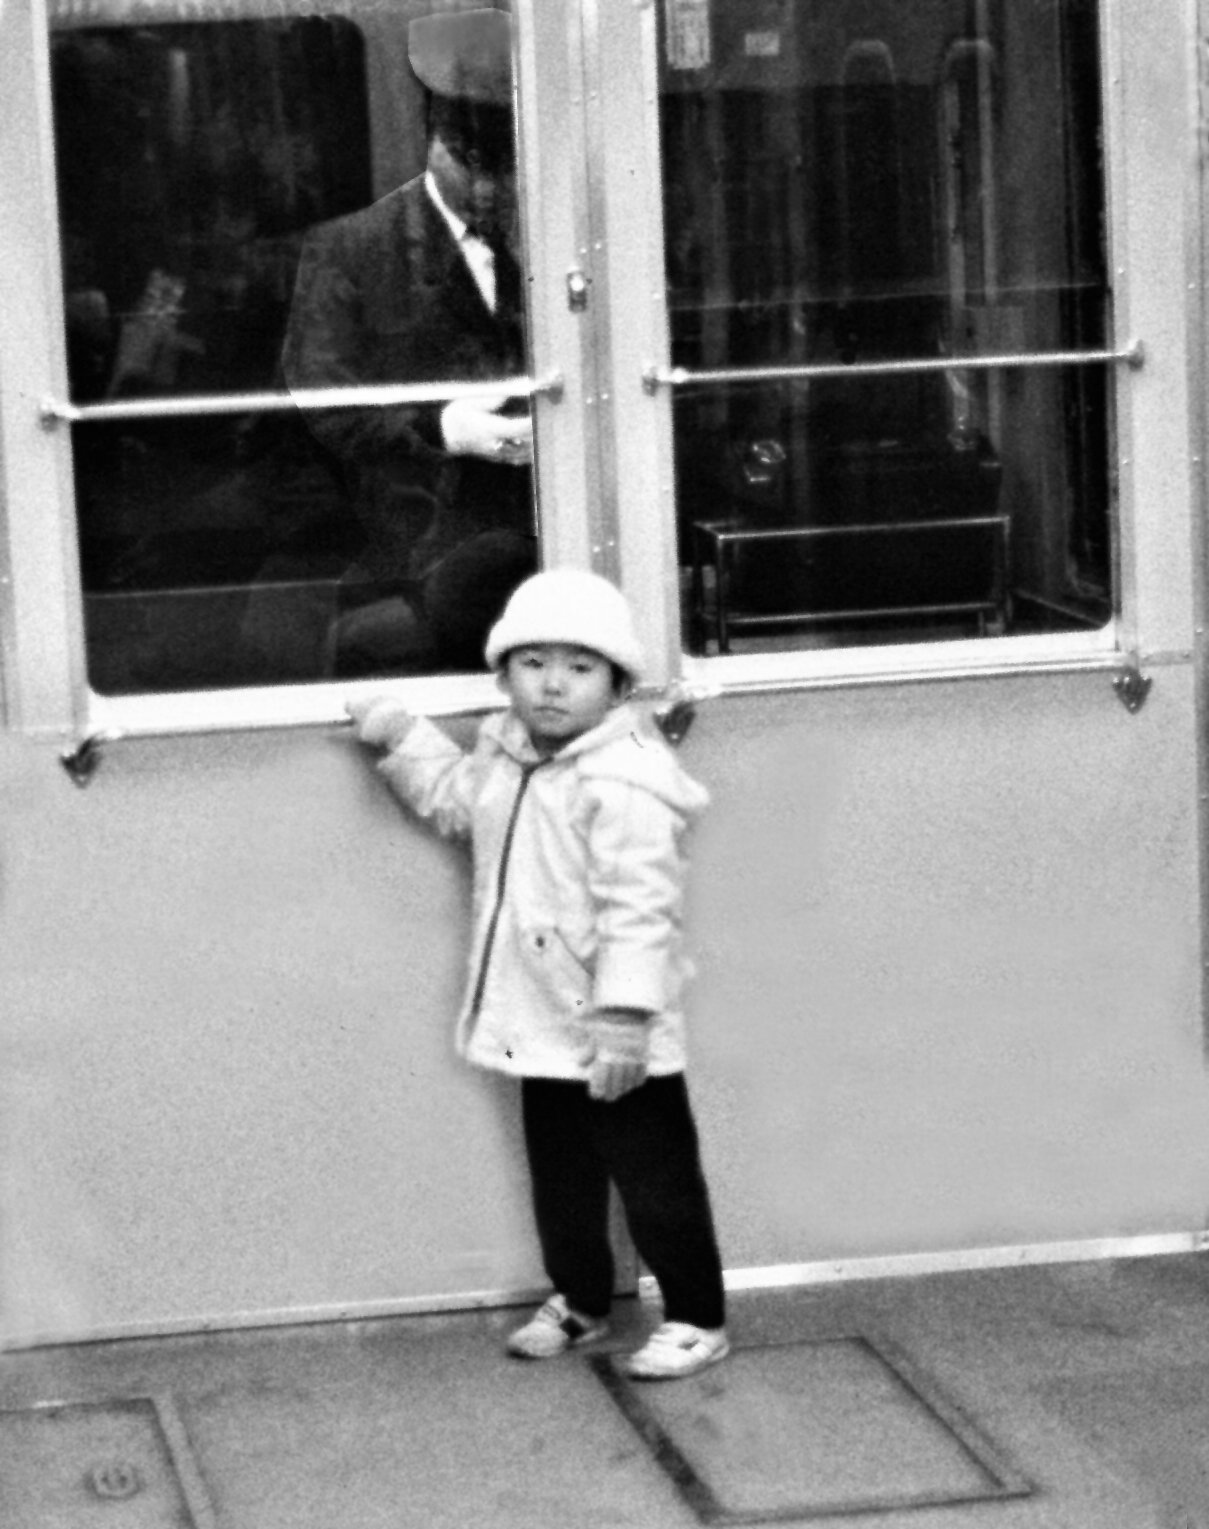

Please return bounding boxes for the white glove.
[441,393,532,466]
[584,1010,652,1102]
[345,696,416,751]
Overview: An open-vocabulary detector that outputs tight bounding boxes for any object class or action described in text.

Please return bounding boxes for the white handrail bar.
[642,342,1144,393]
[39,371,564,428]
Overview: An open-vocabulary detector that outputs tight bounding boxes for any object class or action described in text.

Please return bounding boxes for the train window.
[659,0,1113,657]
[49,0,536,695]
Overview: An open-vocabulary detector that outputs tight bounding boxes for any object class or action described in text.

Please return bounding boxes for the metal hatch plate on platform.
[0,1395,214,1529]
[591,1334,1033,1524]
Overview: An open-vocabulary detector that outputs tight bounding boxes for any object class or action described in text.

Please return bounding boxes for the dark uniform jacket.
[282,175,532,588]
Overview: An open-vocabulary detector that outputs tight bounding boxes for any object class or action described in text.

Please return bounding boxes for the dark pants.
[520,1074,726,1330]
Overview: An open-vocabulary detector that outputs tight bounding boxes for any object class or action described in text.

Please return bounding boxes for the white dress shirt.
[425,170,497,311]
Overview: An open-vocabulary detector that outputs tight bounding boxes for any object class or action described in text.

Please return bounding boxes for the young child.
[346,568,728,1380]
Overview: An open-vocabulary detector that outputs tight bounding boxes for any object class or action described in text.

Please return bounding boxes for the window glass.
[51,0,536,694]
[659,0,1111,656]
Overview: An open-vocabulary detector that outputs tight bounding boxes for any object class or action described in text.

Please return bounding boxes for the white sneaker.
[506,1295,610,1359]
[623,1321,730,1380]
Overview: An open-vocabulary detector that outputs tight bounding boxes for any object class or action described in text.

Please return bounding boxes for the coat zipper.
[467,760,543,1022]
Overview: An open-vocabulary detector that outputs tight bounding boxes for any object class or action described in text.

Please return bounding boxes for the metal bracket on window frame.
[641,341,1145,395]
[38,372,565,430]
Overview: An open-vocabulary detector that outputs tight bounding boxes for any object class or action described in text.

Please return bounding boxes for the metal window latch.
[652,682,722,746]
[60,730,116,786]
[566,268,590,313]
[1113,659,1152,713]
[654,696,697,746]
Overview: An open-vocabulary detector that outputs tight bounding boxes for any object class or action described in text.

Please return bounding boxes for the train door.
[627,0,1208,1272]
[631,2,1208,1271]
[2,0,619,1339]
[2,1,1208,1343]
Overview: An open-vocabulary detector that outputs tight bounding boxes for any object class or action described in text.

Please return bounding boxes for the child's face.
[500,643,622,754]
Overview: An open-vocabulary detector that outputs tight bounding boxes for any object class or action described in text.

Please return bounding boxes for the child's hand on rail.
[345,696,417,752]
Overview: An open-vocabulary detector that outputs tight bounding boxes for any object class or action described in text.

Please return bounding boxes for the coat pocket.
[526,925,594,1013]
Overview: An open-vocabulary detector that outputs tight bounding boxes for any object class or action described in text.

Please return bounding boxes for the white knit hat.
[484,569,646,683]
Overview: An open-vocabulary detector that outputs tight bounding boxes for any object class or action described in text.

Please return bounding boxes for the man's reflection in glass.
[282,8,536,675]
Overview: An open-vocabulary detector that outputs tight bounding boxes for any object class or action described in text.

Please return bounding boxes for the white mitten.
[345,696,416,751]
[585,1011,652,1102]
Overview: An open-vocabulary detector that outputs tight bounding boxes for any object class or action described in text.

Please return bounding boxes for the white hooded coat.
[378,700,709,1079]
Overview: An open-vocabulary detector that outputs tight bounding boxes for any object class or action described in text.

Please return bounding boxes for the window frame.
[0,0,1200,749]
[603,0,1198,698]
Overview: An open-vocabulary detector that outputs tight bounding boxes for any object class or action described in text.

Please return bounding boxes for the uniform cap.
[484,569,646,684]
[408,9,513,107]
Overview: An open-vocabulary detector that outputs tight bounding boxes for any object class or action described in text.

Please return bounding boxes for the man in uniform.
[283,7,536,673]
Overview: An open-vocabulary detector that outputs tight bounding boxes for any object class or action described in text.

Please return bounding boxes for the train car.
[1,0,1207,1346]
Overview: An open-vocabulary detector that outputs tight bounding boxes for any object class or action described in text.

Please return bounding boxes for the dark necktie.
[483,233,523,323]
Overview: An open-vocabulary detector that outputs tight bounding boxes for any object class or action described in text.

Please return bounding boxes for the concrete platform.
[5,1254,1209,1527]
